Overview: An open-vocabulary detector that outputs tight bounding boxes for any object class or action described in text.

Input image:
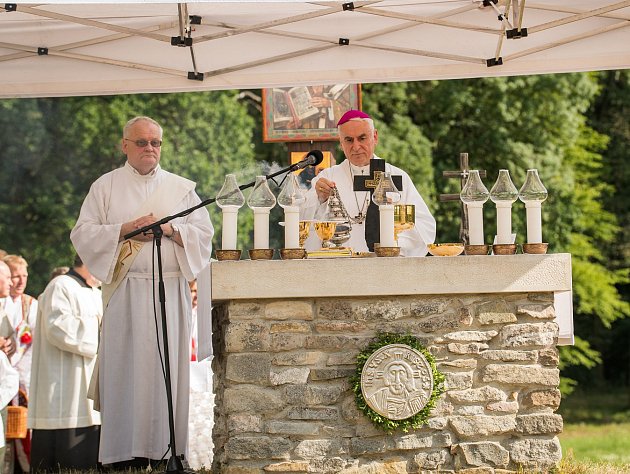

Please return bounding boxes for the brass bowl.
[492,244,517,255]
[215,249,242,261]
[280,248,306,260]
[464,244,490,256]
[523,243,548,254]
[374,246,401,257]
[248,248,275,260]
[428,243,464,257]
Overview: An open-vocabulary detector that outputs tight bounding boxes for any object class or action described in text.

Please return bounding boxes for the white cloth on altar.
[28,274,102,429]
[70,162,213,464]
[554,290,574,346]
[301,157,436,256]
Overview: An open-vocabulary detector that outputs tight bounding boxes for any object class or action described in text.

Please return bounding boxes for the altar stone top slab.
[211,253,571,302]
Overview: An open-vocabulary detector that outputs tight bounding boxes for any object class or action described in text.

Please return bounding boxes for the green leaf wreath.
[350,332,445,433]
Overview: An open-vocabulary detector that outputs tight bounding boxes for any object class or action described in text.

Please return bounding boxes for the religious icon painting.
[262,84,361,142]
[291,151,332,190]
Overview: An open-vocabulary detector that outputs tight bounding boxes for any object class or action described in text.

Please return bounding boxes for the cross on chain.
[354,158,403,251]
[439,153,486,245]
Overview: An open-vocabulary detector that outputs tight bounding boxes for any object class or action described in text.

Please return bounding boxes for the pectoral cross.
[354,158,403,251]
[439,153,486,245]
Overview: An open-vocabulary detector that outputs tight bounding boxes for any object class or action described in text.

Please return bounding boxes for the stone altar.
[209,254,571,473]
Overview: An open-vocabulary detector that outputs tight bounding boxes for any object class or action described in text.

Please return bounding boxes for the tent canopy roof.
[1,0,629,98]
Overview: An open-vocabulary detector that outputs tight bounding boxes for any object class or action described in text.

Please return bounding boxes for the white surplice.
[70,162,213,464]
[301,157,436,256]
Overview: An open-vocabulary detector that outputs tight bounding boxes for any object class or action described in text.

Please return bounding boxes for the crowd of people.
[0,111,434,472]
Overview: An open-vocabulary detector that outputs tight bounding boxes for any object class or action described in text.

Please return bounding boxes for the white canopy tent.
[1,0,629,98]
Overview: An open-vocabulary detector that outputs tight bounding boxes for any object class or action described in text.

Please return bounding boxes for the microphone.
[291,150,324,170]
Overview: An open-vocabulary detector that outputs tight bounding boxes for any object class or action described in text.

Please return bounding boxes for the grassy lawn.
[558,387,630,471]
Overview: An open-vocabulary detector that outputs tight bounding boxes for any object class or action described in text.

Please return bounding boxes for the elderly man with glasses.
[71,116,214,469]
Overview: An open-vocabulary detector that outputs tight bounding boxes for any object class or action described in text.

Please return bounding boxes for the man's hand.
[119,213,161,242]
[314,177,335,203]
[1,335,16,357]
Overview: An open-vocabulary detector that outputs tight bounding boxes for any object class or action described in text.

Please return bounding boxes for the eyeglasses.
[124,138,162,148]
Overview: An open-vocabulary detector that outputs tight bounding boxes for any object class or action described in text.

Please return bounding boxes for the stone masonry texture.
[211,293,563,473]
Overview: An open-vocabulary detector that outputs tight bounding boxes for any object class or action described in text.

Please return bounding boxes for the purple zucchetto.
[336,109,371,127]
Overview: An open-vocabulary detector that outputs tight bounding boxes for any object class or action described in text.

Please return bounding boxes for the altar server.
[302,110,436,255]
[29,256,102,471]
[71,116,213,467]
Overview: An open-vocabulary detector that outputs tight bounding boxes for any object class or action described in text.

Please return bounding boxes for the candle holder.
[247,175,276,251]
[215,249,242,261]
[372,171,401,249]
[248,248,275,260]
[216,174,245,251]
[519,169,548,246]
[460,170,489,246]
[490,169,519,245]
[280,248,307,260]
[278,173,305,250]
[374,245,401,257]
[464,244,490,255]
[492,243,518,255]
[522,243,548,254]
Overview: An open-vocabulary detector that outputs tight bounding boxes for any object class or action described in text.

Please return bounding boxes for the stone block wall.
[211,292,563,473]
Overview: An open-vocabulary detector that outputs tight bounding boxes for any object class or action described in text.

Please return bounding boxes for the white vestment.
[0,351,19,449]
[28,273,103,429]
[70,162,213,464]
[0,294,38,391]
[301,157,436,256]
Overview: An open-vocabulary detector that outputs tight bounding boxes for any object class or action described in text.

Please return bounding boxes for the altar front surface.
[210,254,571,473]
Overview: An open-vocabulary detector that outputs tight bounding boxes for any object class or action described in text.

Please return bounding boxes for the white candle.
[379,204,395,248]
[221,206,239,250]
[525,201,543,243]
[253,208,271,249]
[466,201,485,245]
[495,201,513,244]
[284,206,300,249]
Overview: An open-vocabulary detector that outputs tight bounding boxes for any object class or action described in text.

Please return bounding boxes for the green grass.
[560,422,630,466]
[558,387,630,471]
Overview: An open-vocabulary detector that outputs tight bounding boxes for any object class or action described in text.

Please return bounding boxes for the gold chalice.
[394,204,415,243]
[299,220,312,248]
[314,221,337,248]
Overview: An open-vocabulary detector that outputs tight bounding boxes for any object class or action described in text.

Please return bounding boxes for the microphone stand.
[122,160,307,473]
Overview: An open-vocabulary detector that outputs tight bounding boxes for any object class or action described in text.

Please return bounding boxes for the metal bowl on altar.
[427,243,464,257]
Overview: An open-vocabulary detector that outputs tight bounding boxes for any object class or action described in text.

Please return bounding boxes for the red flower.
[20,332,32,345]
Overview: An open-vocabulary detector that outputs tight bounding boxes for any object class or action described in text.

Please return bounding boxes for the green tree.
[0,91,257,295]
[361,74,629,393]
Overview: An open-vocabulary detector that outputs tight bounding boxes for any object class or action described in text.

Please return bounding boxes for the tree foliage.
[0,92,257,295]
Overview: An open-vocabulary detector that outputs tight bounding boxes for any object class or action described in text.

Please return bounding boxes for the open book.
[272,86,320,126]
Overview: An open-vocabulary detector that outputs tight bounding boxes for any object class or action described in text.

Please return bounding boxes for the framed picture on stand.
[262,84,361,142]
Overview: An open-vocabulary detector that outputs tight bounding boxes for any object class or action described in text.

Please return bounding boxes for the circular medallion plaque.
[360,343,434,420]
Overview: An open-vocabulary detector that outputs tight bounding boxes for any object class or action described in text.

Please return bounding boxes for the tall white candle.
[284,206,300,249]
[221,206,239,250]
[466,201,485,245]
[495,201,513,244]
[253,208,271,249]
[525,201,543,243]
[379,204,395,247]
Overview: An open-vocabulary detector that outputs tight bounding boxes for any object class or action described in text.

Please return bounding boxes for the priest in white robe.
[70,116,213,467]
[301,110,436,256]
